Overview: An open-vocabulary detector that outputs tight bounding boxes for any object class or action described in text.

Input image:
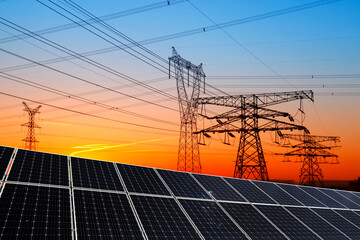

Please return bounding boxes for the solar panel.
[131,195,201,239]
[0,183,72,239]
[157,169,210,199]
[256,205,319,239]
[312,208,360,238]
[334,210,360,228]
[298,185,346,208]
[193,174,246,202]
[0,146,13,180]
[117,163,170,196]
[224,178,276,204]
[285,206,348,239]
[252,181,303,206]
[318,188,360,210]
[179,199,248,239]
[74,189,143,239]
[277,183,326,207]
[71,157,123,191]
[221,203,287,239]
[7,149,68,186]
[336,190,360,206]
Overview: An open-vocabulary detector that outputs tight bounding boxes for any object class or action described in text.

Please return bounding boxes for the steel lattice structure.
[169,47,205,173]
[21,102,41,150]
[194,91,314,180]
[277,133,340,186]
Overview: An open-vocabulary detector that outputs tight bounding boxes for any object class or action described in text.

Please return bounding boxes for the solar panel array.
[1,145,360,239]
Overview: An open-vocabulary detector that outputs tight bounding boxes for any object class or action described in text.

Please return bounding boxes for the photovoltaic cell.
[256,205,319,240]
[0,146,13,180]
[221,203,287,239]
[334,210,360,228]
[180,199,248,239]
[131,195,200,239]
[0,184,72,239]
[224,178,276,204]
[117,164,169,195]
[299,186,346,209]
[312,208,360,238]
[318,188,360,210]
[74,190,143,239]
[277,183,326,207]
[193,174,245,202]
[157,169,210,199]
[8,149,68,186]
[71,157,123,191]
[336,190,360,207]
[252,181,302,206]
[286,207,347,239]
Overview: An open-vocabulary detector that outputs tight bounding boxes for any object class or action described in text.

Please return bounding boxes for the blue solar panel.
[193,174,246,202]
[117,163,170,196]
[286,207,348,239]
[180,199,248,239]
[0,183,72,239]
[131,195,201,239]
[71,157,123,191]
[224,178,276,204]
[252,181,303,206]
[157,169,210,199]
[0,146,13,180]
[318,188,360,210]
[277,183,326,207]
[8,149,69,186]
[336,190,360,206]
[334,210,360,228]
[298,185,346,208]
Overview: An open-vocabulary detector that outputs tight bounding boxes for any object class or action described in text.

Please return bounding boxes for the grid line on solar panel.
[336,190,360,207]
[179,199,249,239]
[277,183,326,207]
[312,208,360,238]
[334,210,360,228]
[0,183,72,239]
[117,163,170,196]
[74,189,143,239]
[285,206,348,239]
[221,202,287,239]
[157,169,210,199]
[252,181,303,206]
[255,205,320,239]
[318,188,360,210]
[131,195,201,239]
[192,174,246,202]
[224,178,277,204]
[299,185,346,209]
[7,149,69,186]
[0,146,14,181]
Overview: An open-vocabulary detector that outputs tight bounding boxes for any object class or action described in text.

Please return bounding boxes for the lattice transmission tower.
[195,91,314,180]
[21,102,41,150]
[169,47,205,173]
[277,133,340,186]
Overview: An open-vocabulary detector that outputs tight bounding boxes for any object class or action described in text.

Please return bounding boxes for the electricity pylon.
[169,47,205,173]
[22,102,41,150]
[276,133,340,186]
[194,90,314,180]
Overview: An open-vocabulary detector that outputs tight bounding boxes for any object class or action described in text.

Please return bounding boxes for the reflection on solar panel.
[224,178,276,204]
[0,184,72,239]
[0,146,13,180]
[131,195,200,239]
[277,183,326,207]
[193,174,246,202]
[180,199,248,239]
[221,203,287,239]
[8,149,68,186]
[158,169,210,199]
[1,147,360,239]
[71,157,123,191]
[117,164,169,195]
[312,208,360,238]
[74,190,143,239]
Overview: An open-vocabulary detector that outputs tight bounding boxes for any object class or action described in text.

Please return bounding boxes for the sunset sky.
[0,0,359,181]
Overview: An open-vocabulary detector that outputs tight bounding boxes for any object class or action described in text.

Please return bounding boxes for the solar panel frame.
[277,183,326,207]
[298,185,346,209]
[318,188,360,210]
[0,146,14,182]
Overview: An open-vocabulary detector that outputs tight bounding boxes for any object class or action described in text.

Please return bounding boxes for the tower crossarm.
[169,47,205,77]
[276,148,338,158]
[281,133,340,144]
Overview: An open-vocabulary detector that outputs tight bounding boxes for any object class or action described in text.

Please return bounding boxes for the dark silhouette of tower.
[21,102,41,150]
